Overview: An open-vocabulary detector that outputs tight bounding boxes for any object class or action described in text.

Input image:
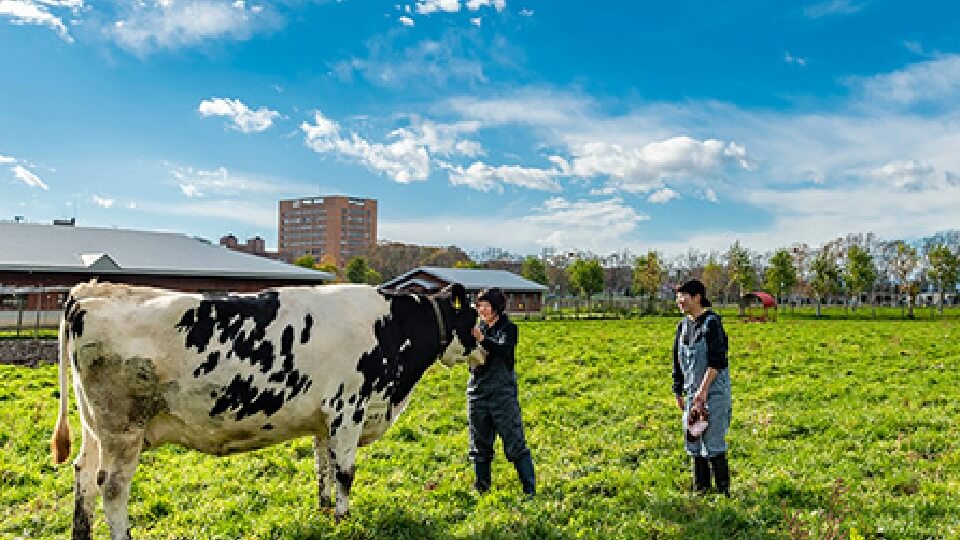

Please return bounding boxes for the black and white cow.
[50,280,482,540]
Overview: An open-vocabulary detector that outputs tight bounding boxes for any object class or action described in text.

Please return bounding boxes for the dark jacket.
[468,314,518,394]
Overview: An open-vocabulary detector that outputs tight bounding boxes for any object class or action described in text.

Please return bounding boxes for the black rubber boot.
[693,457,711,493]
[710,453,730,496]
[513,454,536,496]
[473,461,491,494]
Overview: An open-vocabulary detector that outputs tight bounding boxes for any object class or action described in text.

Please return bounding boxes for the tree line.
[290,232,960,318]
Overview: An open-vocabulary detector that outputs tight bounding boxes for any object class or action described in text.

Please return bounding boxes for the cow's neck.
[357,294,448,409]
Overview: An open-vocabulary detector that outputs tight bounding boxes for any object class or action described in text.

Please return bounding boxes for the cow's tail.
[51,312,72,465]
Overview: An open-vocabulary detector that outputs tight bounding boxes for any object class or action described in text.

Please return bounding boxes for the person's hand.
[692,391,707,411]
[471,326,483,341]
[675,394,684,411]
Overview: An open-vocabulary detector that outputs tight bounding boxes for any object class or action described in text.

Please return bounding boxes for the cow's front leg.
[327,426,361,521]
[98,434,143,540]
[72,425,100,540]
[312,435,334,509]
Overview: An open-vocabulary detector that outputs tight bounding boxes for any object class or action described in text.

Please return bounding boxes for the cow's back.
[68,282,392,455]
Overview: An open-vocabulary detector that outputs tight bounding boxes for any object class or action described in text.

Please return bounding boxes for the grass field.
[2,318,959,539]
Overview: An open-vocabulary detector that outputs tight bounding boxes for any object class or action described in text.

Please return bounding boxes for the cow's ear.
[451,283,467,312]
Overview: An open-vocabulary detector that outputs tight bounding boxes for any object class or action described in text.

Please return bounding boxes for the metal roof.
[0,223,333,281]
[382,266,548,292]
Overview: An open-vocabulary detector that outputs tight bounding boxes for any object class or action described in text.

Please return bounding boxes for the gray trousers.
[468,391,531,464]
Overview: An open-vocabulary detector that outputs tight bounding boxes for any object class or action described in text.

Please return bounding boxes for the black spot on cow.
[194,351,220,378]
[210,373,286,421]
[176,291,280,370]
[176,291,315,420]
[301,314,313,344]
[262,424,274,431]
[352,407,365,424]
[331,413,343,436]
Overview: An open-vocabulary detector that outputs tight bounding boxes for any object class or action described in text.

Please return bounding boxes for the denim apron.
[678,313,732,458]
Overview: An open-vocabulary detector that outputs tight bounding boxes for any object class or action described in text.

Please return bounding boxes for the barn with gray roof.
[380,266,548,314]
[0,222,332,324]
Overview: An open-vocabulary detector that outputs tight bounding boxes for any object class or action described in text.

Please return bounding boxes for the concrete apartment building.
[278,196,377,265]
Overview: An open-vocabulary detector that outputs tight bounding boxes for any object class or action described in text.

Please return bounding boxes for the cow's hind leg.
[72,425,101,540]
[98,434,143,540]
[312,435,334,509]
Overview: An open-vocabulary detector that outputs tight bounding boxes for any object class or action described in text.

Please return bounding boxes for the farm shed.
[741,291,777,322]
[0,221,333,329]
[380,266,548,314]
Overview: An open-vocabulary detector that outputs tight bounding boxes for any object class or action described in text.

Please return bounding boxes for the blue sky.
[2,0,959,257]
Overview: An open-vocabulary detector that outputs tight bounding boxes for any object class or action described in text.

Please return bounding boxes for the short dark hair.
[477,287,507,314]
[676,279,712,308]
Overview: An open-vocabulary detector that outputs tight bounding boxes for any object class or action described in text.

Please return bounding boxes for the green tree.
[568,259,604,299]
[764,248,797,310]
[520,256,549,286]
[844,245,877,311]
[809,251,842,318]
[454,259,481,269]
[701,257,726,308]
[293,255,316,269]
[726,241,755,315]
[926,244,959,314]
[345,257,371,284]
[889,241,919,318]
[632,250,663,314]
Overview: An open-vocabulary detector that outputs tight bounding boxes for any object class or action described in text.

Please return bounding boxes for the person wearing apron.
[672,279,732,495]
[467,287,536,496]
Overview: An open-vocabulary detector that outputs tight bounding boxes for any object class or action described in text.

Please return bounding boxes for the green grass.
[2,319,959,539]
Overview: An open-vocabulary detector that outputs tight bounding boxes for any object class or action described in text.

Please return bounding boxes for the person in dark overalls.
[468,287,536,496]
[672,279,732,495]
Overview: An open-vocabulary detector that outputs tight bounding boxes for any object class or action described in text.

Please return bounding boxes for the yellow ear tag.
[453,297,461,310]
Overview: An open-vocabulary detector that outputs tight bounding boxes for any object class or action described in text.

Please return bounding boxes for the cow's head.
[435,283,483,367]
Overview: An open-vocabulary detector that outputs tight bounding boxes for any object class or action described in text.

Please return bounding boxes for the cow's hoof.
[319,496,334,510]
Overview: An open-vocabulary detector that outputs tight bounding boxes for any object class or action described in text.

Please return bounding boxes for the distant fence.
[511,296,960,322]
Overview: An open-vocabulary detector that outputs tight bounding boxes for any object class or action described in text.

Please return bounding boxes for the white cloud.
[11,164,49,190]
[398,15,414,26]
[803,0,864,19]
[868,159,937,190]
[334,33,487,88]
[523,197,649,251]
[301,112,485,184]
[568,136,753,193]
[519,8,532,16]
[469,16,480,26]
[784,51,807,67]
[443,160,562,192]
[381,197,648,254]
[415,0,459,15]
[0,0,73,42]
[0,155,15,164]
[110,0,270,55]
[302,111,430,183]
[465,0,505,11]
[92,195,114,208]
[852,55,960,110]
[647,187,678,203]
[171,165,287,197]
[197,97,280,133]
[703,188,719,203]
